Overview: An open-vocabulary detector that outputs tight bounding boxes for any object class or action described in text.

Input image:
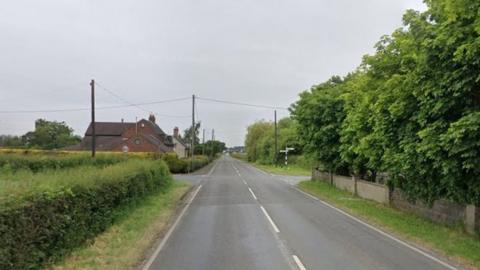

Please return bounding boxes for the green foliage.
[195,140,226,156]
[291,76,349,174]
[183,122,201,146]
[244,117,301,165]
[245,121,272,162]
[0,135,24,148]
[291,0,480,204]
[0,153,125,173]
[188,155,211,172]
[160,153,211,174]
[161,152,188,173]
[23,119,81,149]
[0,160,172,269]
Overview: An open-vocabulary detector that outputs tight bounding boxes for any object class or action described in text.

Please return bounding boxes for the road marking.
[292,255,307,270]
[207,160,219,176]
[231,163,242,177]
[248,187,258,200]
[293,187,319,201]
[242,179,247,185]
[260,205,280,233]
[142,185,202,270]
[300,190,458,270]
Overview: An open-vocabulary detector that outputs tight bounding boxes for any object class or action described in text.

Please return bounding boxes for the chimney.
[173,127,179,137]
[121,118,124,123]
[148,113,156,124]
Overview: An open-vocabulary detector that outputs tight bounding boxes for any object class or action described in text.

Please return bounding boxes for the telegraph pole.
[274,110,277,165]
[90,79,96,158]
[190,94,195,171]
[202,129,206,156]
[210,129,215,157]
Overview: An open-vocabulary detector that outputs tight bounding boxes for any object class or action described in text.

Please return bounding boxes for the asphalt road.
[145,155,459,270]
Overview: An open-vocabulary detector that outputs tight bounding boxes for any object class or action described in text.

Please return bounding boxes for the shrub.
[161,153,211,174]
[189,155,210,171]
[0,160,172,269]
[161,152,188,173]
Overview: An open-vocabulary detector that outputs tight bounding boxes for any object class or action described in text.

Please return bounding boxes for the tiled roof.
[85,122,135,136]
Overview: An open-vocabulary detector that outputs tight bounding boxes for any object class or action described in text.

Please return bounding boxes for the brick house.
[72,114,174,153]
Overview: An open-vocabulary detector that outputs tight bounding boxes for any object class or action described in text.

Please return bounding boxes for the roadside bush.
[0,160,172,269]
[189,155,210,172]
[161,152,188,173]
[161,153,211,173]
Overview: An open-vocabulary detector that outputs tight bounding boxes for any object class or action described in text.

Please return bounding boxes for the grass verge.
[253,163,311,176]
[298,180,480,269]
[51,181,190,270]
[230,153,311,176]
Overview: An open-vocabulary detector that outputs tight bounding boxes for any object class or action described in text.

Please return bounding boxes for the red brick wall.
[116,121,163,153]
[113,136,159,152]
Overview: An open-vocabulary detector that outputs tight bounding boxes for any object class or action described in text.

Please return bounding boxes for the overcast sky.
[0,0,425,147]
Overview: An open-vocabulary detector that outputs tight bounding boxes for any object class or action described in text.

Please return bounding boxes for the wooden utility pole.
[202,129,206,156]
[190,94,195,171]
[90,79,96,158]
[274,110,277,165]
[210,129,215,157]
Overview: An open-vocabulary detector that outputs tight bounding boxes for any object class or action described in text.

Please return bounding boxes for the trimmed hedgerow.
[0,153,126,173]
[161,153,212,174]
[0,160,172,269]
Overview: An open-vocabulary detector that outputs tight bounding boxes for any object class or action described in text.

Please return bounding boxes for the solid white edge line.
[142,185,203,270]
[248,187,258,200]
[298,189,458,270]
[260,205,280,233]
[292,255,307,270]
[293,187,319,201]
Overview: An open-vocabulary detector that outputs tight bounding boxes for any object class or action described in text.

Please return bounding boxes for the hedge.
[161,153,211,174]
[0,153,126,173]
[0,160,172,269]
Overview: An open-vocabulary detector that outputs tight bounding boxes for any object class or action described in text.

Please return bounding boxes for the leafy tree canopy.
[291,0,480,204]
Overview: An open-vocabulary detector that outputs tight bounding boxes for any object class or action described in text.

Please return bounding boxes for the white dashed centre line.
[248,187,258,200]
[292,255,307,270]
[260,206,280,233]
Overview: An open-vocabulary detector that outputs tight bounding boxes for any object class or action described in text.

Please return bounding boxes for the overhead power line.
[196,96,289,110]
[0,97,191,115]
[94,81,191,118]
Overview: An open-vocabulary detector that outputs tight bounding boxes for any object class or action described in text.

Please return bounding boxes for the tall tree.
[183,122,201,146]
[23,119,81,149]
[291,76,349,174]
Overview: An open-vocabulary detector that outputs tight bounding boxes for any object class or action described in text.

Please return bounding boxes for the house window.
[134,138,141,145]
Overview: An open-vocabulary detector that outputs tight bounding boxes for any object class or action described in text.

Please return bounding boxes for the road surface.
[144,155,459,270]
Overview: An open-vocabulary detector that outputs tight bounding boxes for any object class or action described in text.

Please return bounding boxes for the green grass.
[51,181,191,270]
[298,180,480,269]
[230,153,311,176]
[230,153,247,161]
[253,163,311,176]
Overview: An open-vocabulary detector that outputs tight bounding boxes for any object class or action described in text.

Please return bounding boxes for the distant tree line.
[195,140,226,157]
[183,122,226,157]
[0,119,81,150]
[290,0,480,205]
